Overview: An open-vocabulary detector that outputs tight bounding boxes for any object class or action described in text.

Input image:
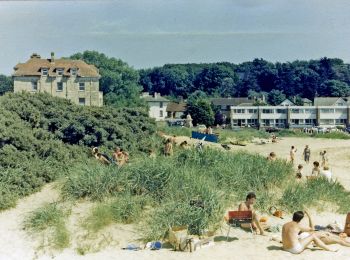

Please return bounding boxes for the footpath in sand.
[0,137,350,260]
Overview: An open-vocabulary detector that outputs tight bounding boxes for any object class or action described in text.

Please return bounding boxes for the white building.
[141,92,170,121]
[231,105,350,128]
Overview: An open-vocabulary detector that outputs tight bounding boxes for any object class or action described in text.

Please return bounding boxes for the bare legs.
[320,233,350,247]
[299,233,337,252]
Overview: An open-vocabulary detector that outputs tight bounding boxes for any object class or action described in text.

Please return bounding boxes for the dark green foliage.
[0,74,13,95]
[69,51,146,108]
[0,92,156,210]
[268,89,286,105]
[139,57,350,100]
[185,91,214,126]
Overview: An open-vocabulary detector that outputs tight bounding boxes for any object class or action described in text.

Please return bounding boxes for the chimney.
[50,52,55,63]
[30,53,41,59]
[154,92,159,98]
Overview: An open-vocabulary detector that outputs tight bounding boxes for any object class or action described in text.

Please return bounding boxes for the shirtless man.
[238,192,265,235]
[282,210,335,254]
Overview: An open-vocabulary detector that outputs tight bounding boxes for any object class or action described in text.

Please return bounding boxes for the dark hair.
[292,211,304,222]
[298,164,303,169]
[291,146,295,149]
[313,161,319,167]
[246,192,256,201]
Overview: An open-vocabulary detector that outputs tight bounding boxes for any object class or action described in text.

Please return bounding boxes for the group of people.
[267,144,332,181]
[92,146,129,166]
[237,192,350,254]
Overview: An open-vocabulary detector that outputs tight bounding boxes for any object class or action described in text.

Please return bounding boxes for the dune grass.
[61,146,350,241]
[24,202,70,250]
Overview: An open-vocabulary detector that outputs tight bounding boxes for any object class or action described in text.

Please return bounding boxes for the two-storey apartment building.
[13,53,103,106]
[231,105,350,128]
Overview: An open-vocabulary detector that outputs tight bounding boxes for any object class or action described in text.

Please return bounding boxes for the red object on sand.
[345,213,350,236]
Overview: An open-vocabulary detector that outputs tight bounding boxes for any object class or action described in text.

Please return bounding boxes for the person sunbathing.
[238,192,265,235]
[282,210,337,254]
[267,152,276,161]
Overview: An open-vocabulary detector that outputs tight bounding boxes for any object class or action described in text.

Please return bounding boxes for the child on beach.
[311,161,321,177]
[296,165,303,179]
[290,146,297,164]
[267,152,277,161]
[320,150,328,167]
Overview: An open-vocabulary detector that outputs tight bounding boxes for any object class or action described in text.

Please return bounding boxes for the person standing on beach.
[302,145,311,164]
[238,192,265,236]
[290,146,297,164]
[320,150,328,167]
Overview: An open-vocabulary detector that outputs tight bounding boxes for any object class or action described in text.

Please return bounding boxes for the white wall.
[148,102,168,121]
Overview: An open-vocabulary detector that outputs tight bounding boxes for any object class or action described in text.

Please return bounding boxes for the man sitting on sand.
[238,192,265,235]
[282,210,336,254]
[282,210,350,254]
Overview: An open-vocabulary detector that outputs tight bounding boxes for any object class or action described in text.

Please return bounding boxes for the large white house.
[141,92,170,121]
[230,97,350,128]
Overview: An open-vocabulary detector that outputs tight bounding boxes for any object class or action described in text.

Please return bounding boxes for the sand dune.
[0,137,350,260]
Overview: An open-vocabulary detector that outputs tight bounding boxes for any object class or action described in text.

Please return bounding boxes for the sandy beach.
[1,137,350,260]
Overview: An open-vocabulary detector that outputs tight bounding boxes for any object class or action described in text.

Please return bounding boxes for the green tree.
[186,91,214,126]
[70,51,145,108]
[318,80,350,97]
[268,89,286,105]
[0,75,13,95]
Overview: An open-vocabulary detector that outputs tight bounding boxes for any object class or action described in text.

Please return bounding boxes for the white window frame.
[79,97,86,106]
[57,68,64,76]
[31,81,38,91]
[79,82,85,91]
[71,68,77,76]
[56,82,63,92]
[41,68,48,76]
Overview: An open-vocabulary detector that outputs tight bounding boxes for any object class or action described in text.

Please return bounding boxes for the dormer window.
[71,68,77,76]
[41,68,48,76]
[57,68,64,76]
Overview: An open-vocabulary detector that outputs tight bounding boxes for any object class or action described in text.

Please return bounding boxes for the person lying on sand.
[282,210,338,254]
[238,192,265,235]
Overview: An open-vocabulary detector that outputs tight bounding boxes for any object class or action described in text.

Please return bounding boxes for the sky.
[0,0,350,75]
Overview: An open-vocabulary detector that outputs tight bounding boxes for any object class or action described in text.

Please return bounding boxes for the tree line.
[2,52,350,108]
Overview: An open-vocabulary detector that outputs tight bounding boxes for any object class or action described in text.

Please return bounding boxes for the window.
[79,82,85,91]
[276,109,287,114]
[262,109,273,114]
[320,108,334,113]
[71,68,77,76]
[57,68,64,76]
[304,109,316,114]
[56,82,63,92]
[160,110,163,117]
[291,109,302,113]
[320,119,334,125]
[248,109,257,114]
[275,119,287,125]
[335,108,346,113]
[233,109,245,113]
[291,119,300,125]
[31,82,37,91]
[262,119,271,126]
[335,119,346,124]
[79,98,85,106]
[305,119,314,125]
[160,102,163,108]
[41,68,48,76]
[247,119,258,125]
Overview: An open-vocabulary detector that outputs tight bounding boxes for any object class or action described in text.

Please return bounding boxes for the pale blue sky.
[1,0,350,74]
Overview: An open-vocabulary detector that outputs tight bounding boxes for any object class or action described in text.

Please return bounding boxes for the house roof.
[210,97,252,106]
[13,54,100,78]
[279,99,295,105]
[313,97,346,106]
[166,102,187,112]
[302,98,312,103]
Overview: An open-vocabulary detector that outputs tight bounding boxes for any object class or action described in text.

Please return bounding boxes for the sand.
[1,137,350,260]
